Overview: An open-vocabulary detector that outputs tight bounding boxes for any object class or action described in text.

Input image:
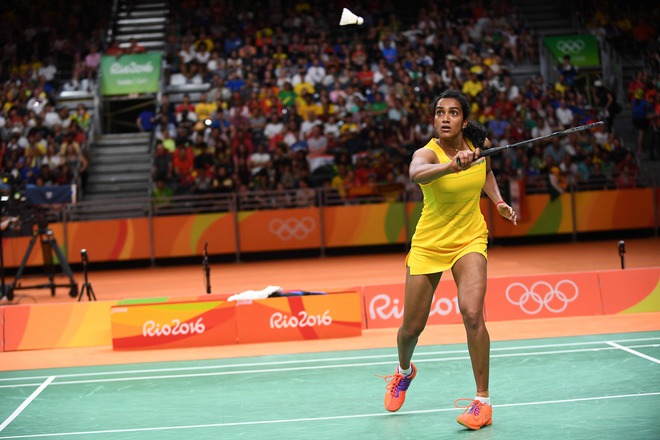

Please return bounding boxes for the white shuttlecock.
[339,8,364,26]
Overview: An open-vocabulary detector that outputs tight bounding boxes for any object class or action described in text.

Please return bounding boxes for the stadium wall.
[1,267,658,352]
[1,188,657,267]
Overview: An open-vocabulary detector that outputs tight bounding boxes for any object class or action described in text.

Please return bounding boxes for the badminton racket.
[479,121,604,158]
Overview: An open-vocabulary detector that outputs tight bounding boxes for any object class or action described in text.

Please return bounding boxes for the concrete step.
[92,162,152,174]
[116,17,166,26]
[97,133,151,142]
[117,24,165,33]
[86,180,150,193]
[87,172,150,184]
[115,32,166,42]
[118,41,165,51]
[92,145,151,155]
[89,154,151,165]
[117,10,168,19]
[119,2,168,11]
[95,137,150,148]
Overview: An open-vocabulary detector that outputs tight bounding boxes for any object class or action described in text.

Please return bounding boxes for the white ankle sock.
[475,396,491,405]
[398,365,412,376]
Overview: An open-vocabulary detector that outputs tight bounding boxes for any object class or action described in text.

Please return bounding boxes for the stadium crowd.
[0,0,111,197]
[0,0,658,209]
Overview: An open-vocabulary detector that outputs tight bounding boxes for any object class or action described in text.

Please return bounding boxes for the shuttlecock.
[340,8,364,26]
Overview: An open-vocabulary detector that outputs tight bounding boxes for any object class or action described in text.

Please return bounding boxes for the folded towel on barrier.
[227,285,282,301]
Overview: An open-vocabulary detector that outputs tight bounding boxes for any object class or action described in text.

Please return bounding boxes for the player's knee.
[461,309,484,331]
[401,320,426,338]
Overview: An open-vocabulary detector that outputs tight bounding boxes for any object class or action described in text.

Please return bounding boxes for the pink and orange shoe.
[382,363,417,412]
[455,398,493,430]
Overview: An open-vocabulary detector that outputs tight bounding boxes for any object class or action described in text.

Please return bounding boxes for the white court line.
[606,341,660,364]
[1,343,658,389]
[0,377,54,433]
[0,391,657,439]
[1,336,658,384]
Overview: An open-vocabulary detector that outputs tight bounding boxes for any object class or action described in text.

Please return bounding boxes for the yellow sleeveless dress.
[406,138,488,275]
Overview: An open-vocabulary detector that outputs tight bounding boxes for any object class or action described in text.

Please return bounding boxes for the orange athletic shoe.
[382,363,417,412]
[455,398,493,430]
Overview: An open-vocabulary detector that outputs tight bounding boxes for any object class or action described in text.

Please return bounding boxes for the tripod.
[11,225,78,298]
[78,249,96,301]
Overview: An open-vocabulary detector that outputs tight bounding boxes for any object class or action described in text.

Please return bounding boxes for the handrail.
[55,174,657,222]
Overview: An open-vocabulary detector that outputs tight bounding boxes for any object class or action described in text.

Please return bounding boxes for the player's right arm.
[409,148,457,185]
[408,148,479,185]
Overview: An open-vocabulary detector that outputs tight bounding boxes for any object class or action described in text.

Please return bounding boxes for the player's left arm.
[480,138,517,225]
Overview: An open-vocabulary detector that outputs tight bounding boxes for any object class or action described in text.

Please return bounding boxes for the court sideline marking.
[0,377,54,433]
[1,336,658,437]
[1,336,658,385]
[0,343,658,389]
[606,341,660,364]
[0,392,658,439]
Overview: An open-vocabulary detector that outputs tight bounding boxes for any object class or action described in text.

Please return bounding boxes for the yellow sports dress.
[406,138,488,275]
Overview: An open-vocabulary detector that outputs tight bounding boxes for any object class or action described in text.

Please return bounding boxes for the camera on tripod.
[77,248,96,301]
[0,184,78,300]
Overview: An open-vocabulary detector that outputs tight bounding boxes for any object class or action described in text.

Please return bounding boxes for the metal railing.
[55,173,657,220]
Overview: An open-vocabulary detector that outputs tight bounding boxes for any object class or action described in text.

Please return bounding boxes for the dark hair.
[432,89,488,148]
[464,121,487,149]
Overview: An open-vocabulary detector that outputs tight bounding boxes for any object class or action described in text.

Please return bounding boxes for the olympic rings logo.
[505,280,579,314]
[269,217,316,240]
[556,39,584,54]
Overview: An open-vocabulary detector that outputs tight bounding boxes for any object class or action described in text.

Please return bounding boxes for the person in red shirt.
[175,94,196,116]
[172,142,195,192]
[126,38,146,54]
[106,40,124,57]
[357,64,374,88]
[627,70,648,103]
[491,90,515,119]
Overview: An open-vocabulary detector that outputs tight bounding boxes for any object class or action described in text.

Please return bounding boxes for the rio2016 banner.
[100,53,162,96]
[543,34,600,68]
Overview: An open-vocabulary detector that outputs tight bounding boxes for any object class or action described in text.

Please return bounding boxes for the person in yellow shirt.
[461,71,483,98]
[381,89,516,431]
[194,93,217,122]
[296,92,320,121]
[294,79,315,99]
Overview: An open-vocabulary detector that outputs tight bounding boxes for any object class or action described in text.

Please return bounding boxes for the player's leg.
[452,252,492,429]
[397,268,441,369]
[383,268,441,412]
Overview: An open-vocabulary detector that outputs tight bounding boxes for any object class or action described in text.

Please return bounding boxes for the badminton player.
[382,89,517,430]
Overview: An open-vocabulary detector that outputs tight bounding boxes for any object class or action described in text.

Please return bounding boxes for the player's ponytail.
[463,121,487,149]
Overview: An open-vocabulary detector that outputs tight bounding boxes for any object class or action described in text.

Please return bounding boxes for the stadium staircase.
[113,0,168,53]
[81,0,169,210]
[85,132,152,201]
[507,0,575,85]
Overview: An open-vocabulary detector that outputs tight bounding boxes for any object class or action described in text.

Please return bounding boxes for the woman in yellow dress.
[382,89,517,430]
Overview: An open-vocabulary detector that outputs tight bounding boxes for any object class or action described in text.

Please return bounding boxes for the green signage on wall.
[543,34,600,68]
[100,53,162,96]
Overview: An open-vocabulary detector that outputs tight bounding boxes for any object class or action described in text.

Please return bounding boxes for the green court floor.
[1,331,659,439]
